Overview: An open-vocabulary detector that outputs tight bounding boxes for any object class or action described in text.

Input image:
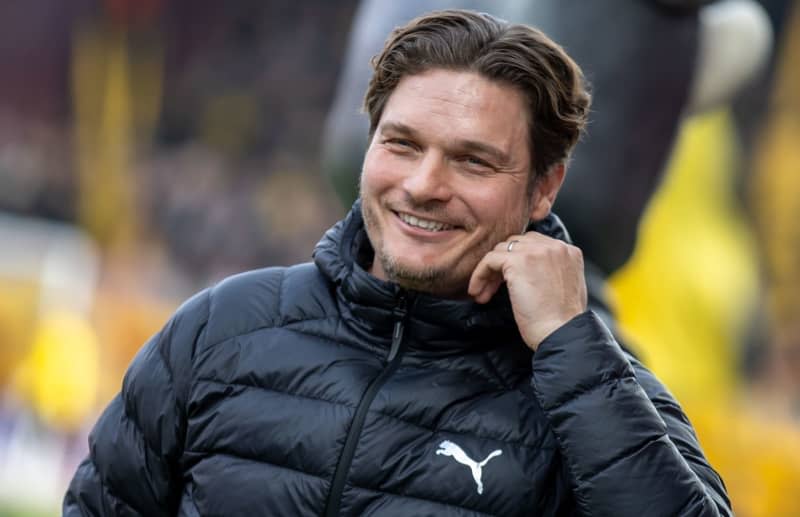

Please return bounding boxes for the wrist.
[525,310,587,351]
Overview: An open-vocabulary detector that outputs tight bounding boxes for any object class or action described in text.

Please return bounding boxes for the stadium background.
[0,1,798,515]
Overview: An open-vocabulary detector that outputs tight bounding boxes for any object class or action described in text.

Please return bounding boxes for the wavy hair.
[364,9,591,182]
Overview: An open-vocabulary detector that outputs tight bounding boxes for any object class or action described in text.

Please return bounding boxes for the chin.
[381,255,469,297]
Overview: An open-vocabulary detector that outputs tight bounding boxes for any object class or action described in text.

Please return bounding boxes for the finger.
[469,236,524,302]
[493,234,526,253]
[473,235,535,302]
[468,250,510,303]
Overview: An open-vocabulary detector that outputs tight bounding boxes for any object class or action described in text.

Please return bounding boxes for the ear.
[528,163,566,221]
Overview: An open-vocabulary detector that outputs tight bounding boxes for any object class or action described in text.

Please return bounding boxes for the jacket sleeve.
[63,289,210,516]
[531,311,732,516]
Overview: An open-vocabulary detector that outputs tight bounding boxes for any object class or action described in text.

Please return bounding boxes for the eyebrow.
[379,121,513,166]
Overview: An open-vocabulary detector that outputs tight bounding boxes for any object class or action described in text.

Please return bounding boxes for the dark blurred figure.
[323,0,715,277]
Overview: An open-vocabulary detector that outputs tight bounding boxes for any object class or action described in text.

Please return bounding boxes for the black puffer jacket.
[65,202,731,516]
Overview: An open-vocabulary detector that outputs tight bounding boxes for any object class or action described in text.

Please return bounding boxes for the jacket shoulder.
[202,262,334,346]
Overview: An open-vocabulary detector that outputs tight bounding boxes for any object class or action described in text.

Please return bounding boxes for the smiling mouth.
[395,211,456,232]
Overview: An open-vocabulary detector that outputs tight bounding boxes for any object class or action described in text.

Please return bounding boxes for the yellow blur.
[610,109,800,516]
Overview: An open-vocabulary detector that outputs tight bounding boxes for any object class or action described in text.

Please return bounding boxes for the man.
[65,9,731,516]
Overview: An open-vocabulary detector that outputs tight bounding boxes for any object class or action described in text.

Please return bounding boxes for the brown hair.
[364,9,591,181]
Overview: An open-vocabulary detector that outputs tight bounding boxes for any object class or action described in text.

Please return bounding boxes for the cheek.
[362,148,404,195]
[471,184,522,215]
[470,185,531,232]
[361,150,387,190]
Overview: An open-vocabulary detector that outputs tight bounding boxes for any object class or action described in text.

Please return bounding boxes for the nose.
[402,151,453,203]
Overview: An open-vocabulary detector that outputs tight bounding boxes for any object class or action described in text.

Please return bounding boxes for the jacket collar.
[312,199,572,353]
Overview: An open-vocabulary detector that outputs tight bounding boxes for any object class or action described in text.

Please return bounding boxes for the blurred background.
[0,0,798,515]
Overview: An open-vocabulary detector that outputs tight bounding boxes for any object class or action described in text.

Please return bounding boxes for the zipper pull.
[388,293,408,362]
[388,320,405,362]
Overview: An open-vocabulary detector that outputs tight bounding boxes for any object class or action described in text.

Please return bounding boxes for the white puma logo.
[436,440,503,495]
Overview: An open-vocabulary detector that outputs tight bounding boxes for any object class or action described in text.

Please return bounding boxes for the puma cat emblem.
[436,440,503,495]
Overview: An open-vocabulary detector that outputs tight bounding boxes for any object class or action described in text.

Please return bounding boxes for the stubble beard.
[378,250,458,296]
[362,196,469,297]
[360,188,532,299]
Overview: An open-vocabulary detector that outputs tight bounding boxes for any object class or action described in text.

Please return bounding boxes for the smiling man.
[361,70,539,297]
[65,9,731,517]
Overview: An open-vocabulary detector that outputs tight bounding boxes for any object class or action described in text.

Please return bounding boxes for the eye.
[383,138,417,152]
[460,155,492,170]
[382,138,419,156]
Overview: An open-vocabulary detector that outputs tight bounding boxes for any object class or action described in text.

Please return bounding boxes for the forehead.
[379,69,530,157]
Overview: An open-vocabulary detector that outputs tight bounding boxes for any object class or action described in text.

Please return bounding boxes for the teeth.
[398,212,453,231]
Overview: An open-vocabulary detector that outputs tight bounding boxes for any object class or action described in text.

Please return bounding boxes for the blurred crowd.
[0,1,798,515]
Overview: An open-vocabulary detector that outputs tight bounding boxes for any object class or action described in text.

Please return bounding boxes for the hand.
[468,232,588,351]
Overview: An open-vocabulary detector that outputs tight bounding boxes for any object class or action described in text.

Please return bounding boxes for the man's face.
[360,68,557,298]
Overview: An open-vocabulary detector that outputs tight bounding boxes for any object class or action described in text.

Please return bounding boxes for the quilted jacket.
[64,202,731,516]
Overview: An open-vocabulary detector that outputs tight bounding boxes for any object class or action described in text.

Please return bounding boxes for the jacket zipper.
[324,294,409,517]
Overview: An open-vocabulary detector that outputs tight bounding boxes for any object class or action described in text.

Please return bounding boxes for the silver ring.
[507,240,519,252]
